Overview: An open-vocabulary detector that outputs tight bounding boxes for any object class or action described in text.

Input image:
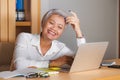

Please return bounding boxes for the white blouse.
[14,32,86,70]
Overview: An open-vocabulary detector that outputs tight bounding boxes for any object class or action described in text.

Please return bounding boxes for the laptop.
[61,42,108,73]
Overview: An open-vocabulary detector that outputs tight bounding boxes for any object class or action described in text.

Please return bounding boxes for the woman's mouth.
[48,29,56,36]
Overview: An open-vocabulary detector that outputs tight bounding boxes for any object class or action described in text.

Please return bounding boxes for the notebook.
[61,42,108,73]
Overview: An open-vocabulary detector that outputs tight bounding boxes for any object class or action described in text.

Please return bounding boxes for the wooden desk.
[1,59,120,80]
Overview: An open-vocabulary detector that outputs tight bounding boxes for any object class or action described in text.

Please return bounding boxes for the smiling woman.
[13,9,86,70]
[42,14,66,41]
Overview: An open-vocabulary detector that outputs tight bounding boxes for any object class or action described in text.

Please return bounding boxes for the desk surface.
[1,59,120,80]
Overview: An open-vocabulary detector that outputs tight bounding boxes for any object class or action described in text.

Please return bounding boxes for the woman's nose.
[52,24,57,30]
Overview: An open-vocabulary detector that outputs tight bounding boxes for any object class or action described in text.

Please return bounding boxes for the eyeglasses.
[26,72,49,78]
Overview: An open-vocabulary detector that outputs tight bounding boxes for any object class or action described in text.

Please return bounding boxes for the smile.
[48,29,56,36]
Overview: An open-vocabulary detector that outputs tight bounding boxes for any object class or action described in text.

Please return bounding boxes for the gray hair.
[41,9,68,27]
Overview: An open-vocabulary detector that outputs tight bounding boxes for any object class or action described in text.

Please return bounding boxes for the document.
[0,68,43,79]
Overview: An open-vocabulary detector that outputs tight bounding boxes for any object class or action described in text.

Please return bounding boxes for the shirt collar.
[30,34,65,56]
[31,34,40,46]
[45,40,65,56]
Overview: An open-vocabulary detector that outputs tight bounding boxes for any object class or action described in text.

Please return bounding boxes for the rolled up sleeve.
[77,37,86,47]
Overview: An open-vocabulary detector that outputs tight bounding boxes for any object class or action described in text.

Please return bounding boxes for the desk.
[1,59,120,80]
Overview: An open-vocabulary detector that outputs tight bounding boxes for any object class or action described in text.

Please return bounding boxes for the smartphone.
[108,65,120,69]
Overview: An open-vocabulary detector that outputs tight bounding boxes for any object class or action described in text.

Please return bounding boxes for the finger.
[66,16,79,21]
[66,20,77,26]
[66,17,78,24]
[69,11,77,18]
[66,16,75,21]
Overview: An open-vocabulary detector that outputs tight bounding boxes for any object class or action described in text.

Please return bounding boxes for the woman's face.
[42,14,66,41]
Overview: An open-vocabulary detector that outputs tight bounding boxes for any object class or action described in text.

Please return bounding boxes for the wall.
[41,0,118,59]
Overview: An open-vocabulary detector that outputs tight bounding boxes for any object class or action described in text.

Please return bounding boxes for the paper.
[38,67,60,75]
[0,68,43,79]
[0,71,19,79]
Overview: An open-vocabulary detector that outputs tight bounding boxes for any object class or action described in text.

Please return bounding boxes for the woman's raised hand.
[66,11,83,38]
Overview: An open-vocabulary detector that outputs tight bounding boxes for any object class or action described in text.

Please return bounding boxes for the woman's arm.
[66,11,83,38]
[49,55,73,67]
[66,11,86,46]
[14,33,49,70]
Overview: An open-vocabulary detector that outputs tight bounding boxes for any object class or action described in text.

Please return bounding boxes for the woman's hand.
[49,55,73,67]
[66,11,83,38]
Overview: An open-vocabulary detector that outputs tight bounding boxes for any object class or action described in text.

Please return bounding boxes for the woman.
[13,9,86,70]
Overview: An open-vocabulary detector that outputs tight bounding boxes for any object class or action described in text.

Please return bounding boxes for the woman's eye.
[49,22,54,25]
[58,26,62,29]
